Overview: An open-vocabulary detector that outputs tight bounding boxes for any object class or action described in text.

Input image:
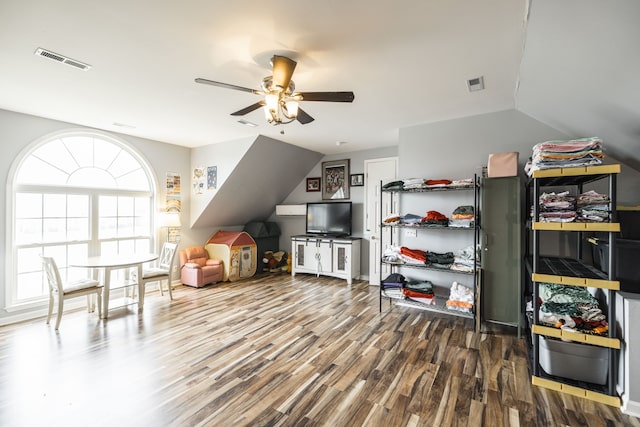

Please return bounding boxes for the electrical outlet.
[404,228,418,237]
[173,266,178,273]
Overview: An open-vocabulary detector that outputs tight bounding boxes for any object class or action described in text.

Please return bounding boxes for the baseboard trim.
[622,397,640,418]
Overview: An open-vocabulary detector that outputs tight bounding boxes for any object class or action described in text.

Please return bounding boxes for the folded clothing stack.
[381,273,405,299]
[421,210,449,227]
[402,280,436,305]
[449,205,474,228]
[446,281,474,313]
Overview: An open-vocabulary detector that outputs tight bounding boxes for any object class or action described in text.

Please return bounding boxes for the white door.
[364,157,398,286]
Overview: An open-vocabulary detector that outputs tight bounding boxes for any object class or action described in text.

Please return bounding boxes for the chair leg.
[86,295,93,312]
[46,294,54,324]
[55,297,64,330]
[166,279,173,300]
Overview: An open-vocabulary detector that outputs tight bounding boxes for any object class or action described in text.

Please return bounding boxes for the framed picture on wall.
[306,177,321,192]
[350,173,364,187]
[322,159,350,200]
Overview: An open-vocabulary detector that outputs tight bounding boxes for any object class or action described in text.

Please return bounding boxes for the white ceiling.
[2,0,638,169]
[0,0,527,155]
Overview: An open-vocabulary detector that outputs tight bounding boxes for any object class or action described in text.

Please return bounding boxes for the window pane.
[135,197,150,215]
[16,219,42,245]
[32,139,78,174]
[100,196,117,217]
[62,136,94,167]
[117,217,134,237]
[99,218,117,239]
[101,241,117,256]
[118,169,150,191]
[68,218,89,241]
[118,240,135,254]
[16,156,69,185]
[108,151,139,179]
[44,194,66,217]
[94,140,120,170]
[68,168,117,189]
[68,243,88,263]
[68,195,89,217]
[43,219,66,243]
[118,197,134,216]
[17,247,42,274]
[135,216,150,236]
[135,239,151,253]
[43,246,67,267]
[17,271,45,300]
[15,193,42,218]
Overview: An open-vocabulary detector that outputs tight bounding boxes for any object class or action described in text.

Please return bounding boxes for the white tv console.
[291,235,361,285]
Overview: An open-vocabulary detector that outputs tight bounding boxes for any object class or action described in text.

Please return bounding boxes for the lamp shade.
[159,211,181,227]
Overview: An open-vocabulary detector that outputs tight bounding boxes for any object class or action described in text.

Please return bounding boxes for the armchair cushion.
[183,262,201,269]
[183,246,208,267]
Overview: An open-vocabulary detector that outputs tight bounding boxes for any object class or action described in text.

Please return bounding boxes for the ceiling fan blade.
[230,101,265,116]
[298,91,355,102]
[195,78,260,95]
[296,108,315,124]
[271,55,297,90]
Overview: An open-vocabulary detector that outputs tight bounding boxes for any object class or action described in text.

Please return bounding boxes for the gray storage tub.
[539,335,609,385]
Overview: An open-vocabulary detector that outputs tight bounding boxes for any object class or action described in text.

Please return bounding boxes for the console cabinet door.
[332,242,351,277]
[316,240,333,275]
[293,240,318,273]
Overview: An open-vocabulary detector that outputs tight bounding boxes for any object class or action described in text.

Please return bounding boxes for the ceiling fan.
[195,55,355,126]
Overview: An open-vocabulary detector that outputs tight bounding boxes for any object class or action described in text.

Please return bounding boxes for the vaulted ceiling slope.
[516,0,640,171]
[192,135,323,228]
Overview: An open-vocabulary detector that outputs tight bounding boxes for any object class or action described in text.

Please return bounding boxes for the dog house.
[205,230,257,281]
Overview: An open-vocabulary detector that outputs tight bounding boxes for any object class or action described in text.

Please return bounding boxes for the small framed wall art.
[306,177,321,192]
[350,173,364,187]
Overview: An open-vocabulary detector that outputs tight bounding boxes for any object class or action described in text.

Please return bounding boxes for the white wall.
[0,109,194,324]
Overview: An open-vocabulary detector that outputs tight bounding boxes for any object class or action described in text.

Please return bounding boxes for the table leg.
[137,263,144,313]
[102,267,111,319]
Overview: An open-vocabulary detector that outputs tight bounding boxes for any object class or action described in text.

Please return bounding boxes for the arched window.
[8,131,156,307]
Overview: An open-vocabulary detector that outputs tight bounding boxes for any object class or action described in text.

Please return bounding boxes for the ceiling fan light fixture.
[195,54,354,127]
[265,93,279,110]
[283,99,299,119]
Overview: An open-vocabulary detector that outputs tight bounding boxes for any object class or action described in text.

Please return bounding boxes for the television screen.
[306,202,352,237]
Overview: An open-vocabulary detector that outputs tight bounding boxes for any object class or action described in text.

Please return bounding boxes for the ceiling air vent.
[34,48,91,70]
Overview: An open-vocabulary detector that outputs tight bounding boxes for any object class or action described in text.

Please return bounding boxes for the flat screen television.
[306,202,352,237]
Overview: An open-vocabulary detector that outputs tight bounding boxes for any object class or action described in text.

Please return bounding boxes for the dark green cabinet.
[481,177,522,330]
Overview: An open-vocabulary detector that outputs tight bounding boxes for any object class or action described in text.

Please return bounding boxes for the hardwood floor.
[1,273,638,427]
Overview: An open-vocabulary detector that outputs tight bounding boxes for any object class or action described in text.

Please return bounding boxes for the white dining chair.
[41,256,103,330]
[140,242,178,300]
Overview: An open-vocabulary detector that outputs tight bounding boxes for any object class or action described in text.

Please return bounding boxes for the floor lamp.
[159,211,181,243]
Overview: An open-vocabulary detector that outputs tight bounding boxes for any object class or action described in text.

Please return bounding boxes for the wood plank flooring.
[1,273,639,427]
